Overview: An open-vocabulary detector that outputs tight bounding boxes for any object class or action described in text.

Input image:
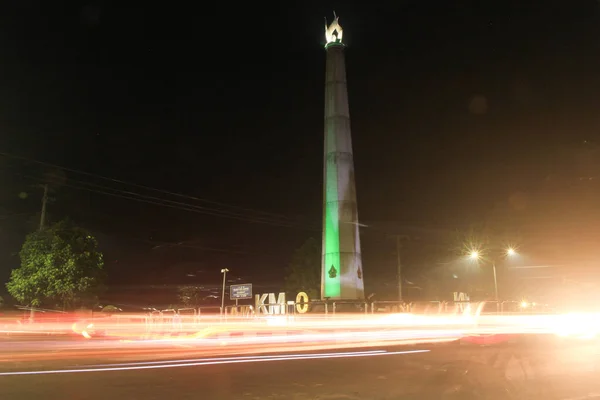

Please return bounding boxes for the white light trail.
[89,349,386,367]
[0,349,429,376]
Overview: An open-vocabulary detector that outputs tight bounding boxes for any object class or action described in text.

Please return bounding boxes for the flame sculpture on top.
[325,12,344,45]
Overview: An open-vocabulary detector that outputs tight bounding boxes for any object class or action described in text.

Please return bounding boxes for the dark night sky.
[1,1,600,295]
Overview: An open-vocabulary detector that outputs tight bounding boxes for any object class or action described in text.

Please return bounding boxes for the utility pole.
[220,268,229,315]
[396,235,402,302]
[492,261,499,302]
[29,183,50,322]
[39,183,49,231]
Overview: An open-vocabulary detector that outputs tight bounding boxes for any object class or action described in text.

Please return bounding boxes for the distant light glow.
[469,251,480,259]
[507,248,516,256]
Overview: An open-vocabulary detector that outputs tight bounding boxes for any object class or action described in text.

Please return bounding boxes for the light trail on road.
[5,303,600,345]
[0,349,430,376]
[88,349,388,367]
[3,306,600,368]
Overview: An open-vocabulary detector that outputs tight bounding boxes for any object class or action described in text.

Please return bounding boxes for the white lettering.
[255,293,286,315]
[255,293,269,314]
[453,292,470,301]
[453,292,470,313]
[268,293,286,315]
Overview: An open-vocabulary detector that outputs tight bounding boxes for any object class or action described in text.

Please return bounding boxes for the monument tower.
[321,13,364,300]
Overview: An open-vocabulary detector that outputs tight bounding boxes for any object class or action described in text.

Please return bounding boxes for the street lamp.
[220,268,229,315]
[469,247,517,302]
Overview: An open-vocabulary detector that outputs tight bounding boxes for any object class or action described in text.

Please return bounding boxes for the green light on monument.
[321,11,345,299]
[323,154,341,297]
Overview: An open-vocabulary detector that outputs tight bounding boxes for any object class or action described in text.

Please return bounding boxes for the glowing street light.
[467,246,518,303]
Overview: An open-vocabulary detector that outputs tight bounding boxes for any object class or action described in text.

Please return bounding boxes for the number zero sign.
[295,291,309,313]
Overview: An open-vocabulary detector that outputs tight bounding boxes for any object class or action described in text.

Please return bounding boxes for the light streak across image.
[0,349,429,376]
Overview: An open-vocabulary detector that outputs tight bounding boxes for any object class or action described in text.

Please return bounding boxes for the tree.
[6,220,104,309]
[284,237,320,299]
[177,285,203,307]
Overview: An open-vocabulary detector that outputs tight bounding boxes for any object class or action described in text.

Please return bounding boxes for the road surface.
[1,335,600,399]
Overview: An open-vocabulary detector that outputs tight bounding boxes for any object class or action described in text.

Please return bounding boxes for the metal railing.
[331,301,369,315]
[370,301,409,314]
[224,305,254,317]
[367,300,508,315]
[197,306,222,316]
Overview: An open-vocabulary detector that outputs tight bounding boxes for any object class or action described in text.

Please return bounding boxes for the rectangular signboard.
[230,283,252,300]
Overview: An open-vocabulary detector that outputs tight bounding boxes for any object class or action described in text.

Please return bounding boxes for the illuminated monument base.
[321,14,364,300]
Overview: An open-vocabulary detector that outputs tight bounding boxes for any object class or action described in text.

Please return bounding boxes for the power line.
[44,206,286,258]
[4,152,444,235]
[0,152,320,230]
[31,168,466,237]
[0,151,315,223]
[106,235,273,257]
[0,212,35,220]
[16,172,319,230]
[41,173,312,228]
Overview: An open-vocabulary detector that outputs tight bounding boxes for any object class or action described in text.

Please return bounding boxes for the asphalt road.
[1,336,600,399]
